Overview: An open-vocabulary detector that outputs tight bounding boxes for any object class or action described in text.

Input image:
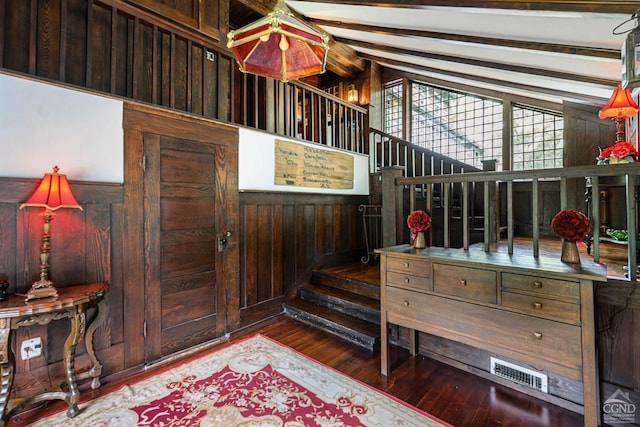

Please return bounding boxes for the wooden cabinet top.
[0,283,108,318]
[376,245,606,282]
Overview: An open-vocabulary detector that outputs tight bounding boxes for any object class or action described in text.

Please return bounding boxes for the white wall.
[239,128,369,195]
[0,73,124,183]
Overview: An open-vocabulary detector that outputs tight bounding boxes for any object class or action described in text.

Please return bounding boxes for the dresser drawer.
[502,291,580,323]
[502,273,579,302]
[387,271,430,292]
[433,263,496,303]
[385,286,582,379]
[387,257,430,277]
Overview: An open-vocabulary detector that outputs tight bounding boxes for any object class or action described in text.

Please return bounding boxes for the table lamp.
[20,166,83,301]
[598,84,639,143]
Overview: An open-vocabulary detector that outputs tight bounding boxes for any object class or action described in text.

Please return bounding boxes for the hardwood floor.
[9,316,582,426]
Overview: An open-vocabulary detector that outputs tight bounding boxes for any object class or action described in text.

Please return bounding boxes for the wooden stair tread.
[302,283,380,311]
[284,299,380,350]
[312,270,380,300]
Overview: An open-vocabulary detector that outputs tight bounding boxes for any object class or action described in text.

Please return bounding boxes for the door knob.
[217,231,232,252]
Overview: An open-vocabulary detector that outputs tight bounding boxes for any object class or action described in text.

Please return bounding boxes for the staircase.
[283,263,381,351]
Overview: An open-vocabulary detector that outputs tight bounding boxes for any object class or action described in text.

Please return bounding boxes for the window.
[411,83,502,170]
[512,105,564,170]
[382,80,565,171]
[384,82,403,137]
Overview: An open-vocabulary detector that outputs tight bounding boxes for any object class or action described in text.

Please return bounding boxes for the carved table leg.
[63,308,86,418]
[84,303,104,389]
[0,320,12,426]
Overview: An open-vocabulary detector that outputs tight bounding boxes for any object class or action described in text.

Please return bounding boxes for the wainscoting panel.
[238,192,368,328]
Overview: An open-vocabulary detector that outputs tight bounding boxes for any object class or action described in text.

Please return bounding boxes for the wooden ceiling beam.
[310,19,620,60]
[362,52,608,104]
[294,1,639,15]
[345,38,619,87]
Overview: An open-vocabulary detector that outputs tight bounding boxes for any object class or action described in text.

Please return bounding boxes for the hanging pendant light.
[618,9,640,89]
[227,0,329,82]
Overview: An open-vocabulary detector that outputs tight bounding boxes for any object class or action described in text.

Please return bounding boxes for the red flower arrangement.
[407,210,432,240]
[550,209,591,243]
[597,141,638,165]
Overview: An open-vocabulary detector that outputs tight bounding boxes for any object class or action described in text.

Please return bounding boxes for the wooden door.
[143,133,231,360]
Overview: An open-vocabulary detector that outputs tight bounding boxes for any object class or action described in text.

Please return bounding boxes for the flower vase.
[560,240,580,264]
[413,231,426,249]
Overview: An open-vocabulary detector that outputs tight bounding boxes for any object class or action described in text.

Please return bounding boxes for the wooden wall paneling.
[86,0,94,88]
[113,8,129,97]
[296,203,315,276]
[596,281,640,416]
[191,43,202,115]
[3,0,30,72]
[138,20,154,103]
[127,0,199,30]
[318,203,334,256]
[271,204,284,299]
[563,101,615,168]
[65,0,88,86]
[237,192,367,328]
[597,283,637,388]
[0,1,5,68]
[282,203,296,291]
[122,127,146,368]
[203,45,217,118]
[217,53,231,122]
[0,204,17,291]
[257,204,273,302]
[202,0,223,36]
[90,1,111,92]
[36,0,62,79]
[142,132,161,361]
[242,203,258,308]
[215,140,240,331]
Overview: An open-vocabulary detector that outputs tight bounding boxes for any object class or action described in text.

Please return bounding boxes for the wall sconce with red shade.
[19,166,82,301]
[599,84,639,143]
[226,0,329,82]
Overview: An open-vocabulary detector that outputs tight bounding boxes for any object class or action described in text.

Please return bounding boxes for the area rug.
[30,334,448,426]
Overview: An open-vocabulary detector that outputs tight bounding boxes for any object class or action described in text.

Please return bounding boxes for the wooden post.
[382,166,404,248]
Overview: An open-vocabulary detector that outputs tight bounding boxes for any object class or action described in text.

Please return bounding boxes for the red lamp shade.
[599,84,639,120]
[20,166,82,211]
[227,2,329,82]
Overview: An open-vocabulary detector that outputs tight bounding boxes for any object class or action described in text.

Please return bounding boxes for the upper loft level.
[0,1,628,172]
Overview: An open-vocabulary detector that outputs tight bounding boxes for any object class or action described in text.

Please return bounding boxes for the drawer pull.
[460,279,467,286]
[533,281,543,289]
[532,332,543,340]
[404,262,410,268]
[403,301,410,307]
[405,277,410,283]
[532,302,543,309]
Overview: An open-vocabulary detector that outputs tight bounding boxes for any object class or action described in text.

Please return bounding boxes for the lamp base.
[25,280,58,301]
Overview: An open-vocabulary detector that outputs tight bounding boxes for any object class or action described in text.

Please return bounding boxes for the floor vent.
[490,357,548,393]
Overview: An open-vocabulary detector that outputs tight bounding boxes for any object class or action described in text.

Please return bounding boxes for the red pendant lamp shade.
[20,166,82,211]
[599,84,639,120]
[227,2,329,82]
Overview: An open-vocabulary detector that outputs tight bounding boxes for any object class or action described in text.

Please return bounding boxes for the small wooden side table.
[0,282,108,425]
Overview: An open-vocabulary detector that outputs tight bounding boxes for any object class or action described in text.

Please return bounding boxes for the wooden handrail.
[369,128,481,176]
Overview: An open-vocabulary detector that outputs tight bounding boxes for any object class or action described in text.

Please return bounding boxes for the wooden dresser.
[376,245,607,427]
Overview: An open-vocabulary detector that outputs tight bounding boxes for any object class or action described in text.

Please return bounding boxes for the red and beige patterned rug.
[30,334,448,426]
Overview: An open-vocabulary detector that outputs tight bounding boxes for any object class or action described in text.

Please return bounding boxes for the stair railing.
[381,164,639,280]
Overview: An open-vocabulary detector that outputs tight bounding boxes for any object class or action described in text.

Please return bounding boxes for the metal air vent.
[490,357,548,393]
